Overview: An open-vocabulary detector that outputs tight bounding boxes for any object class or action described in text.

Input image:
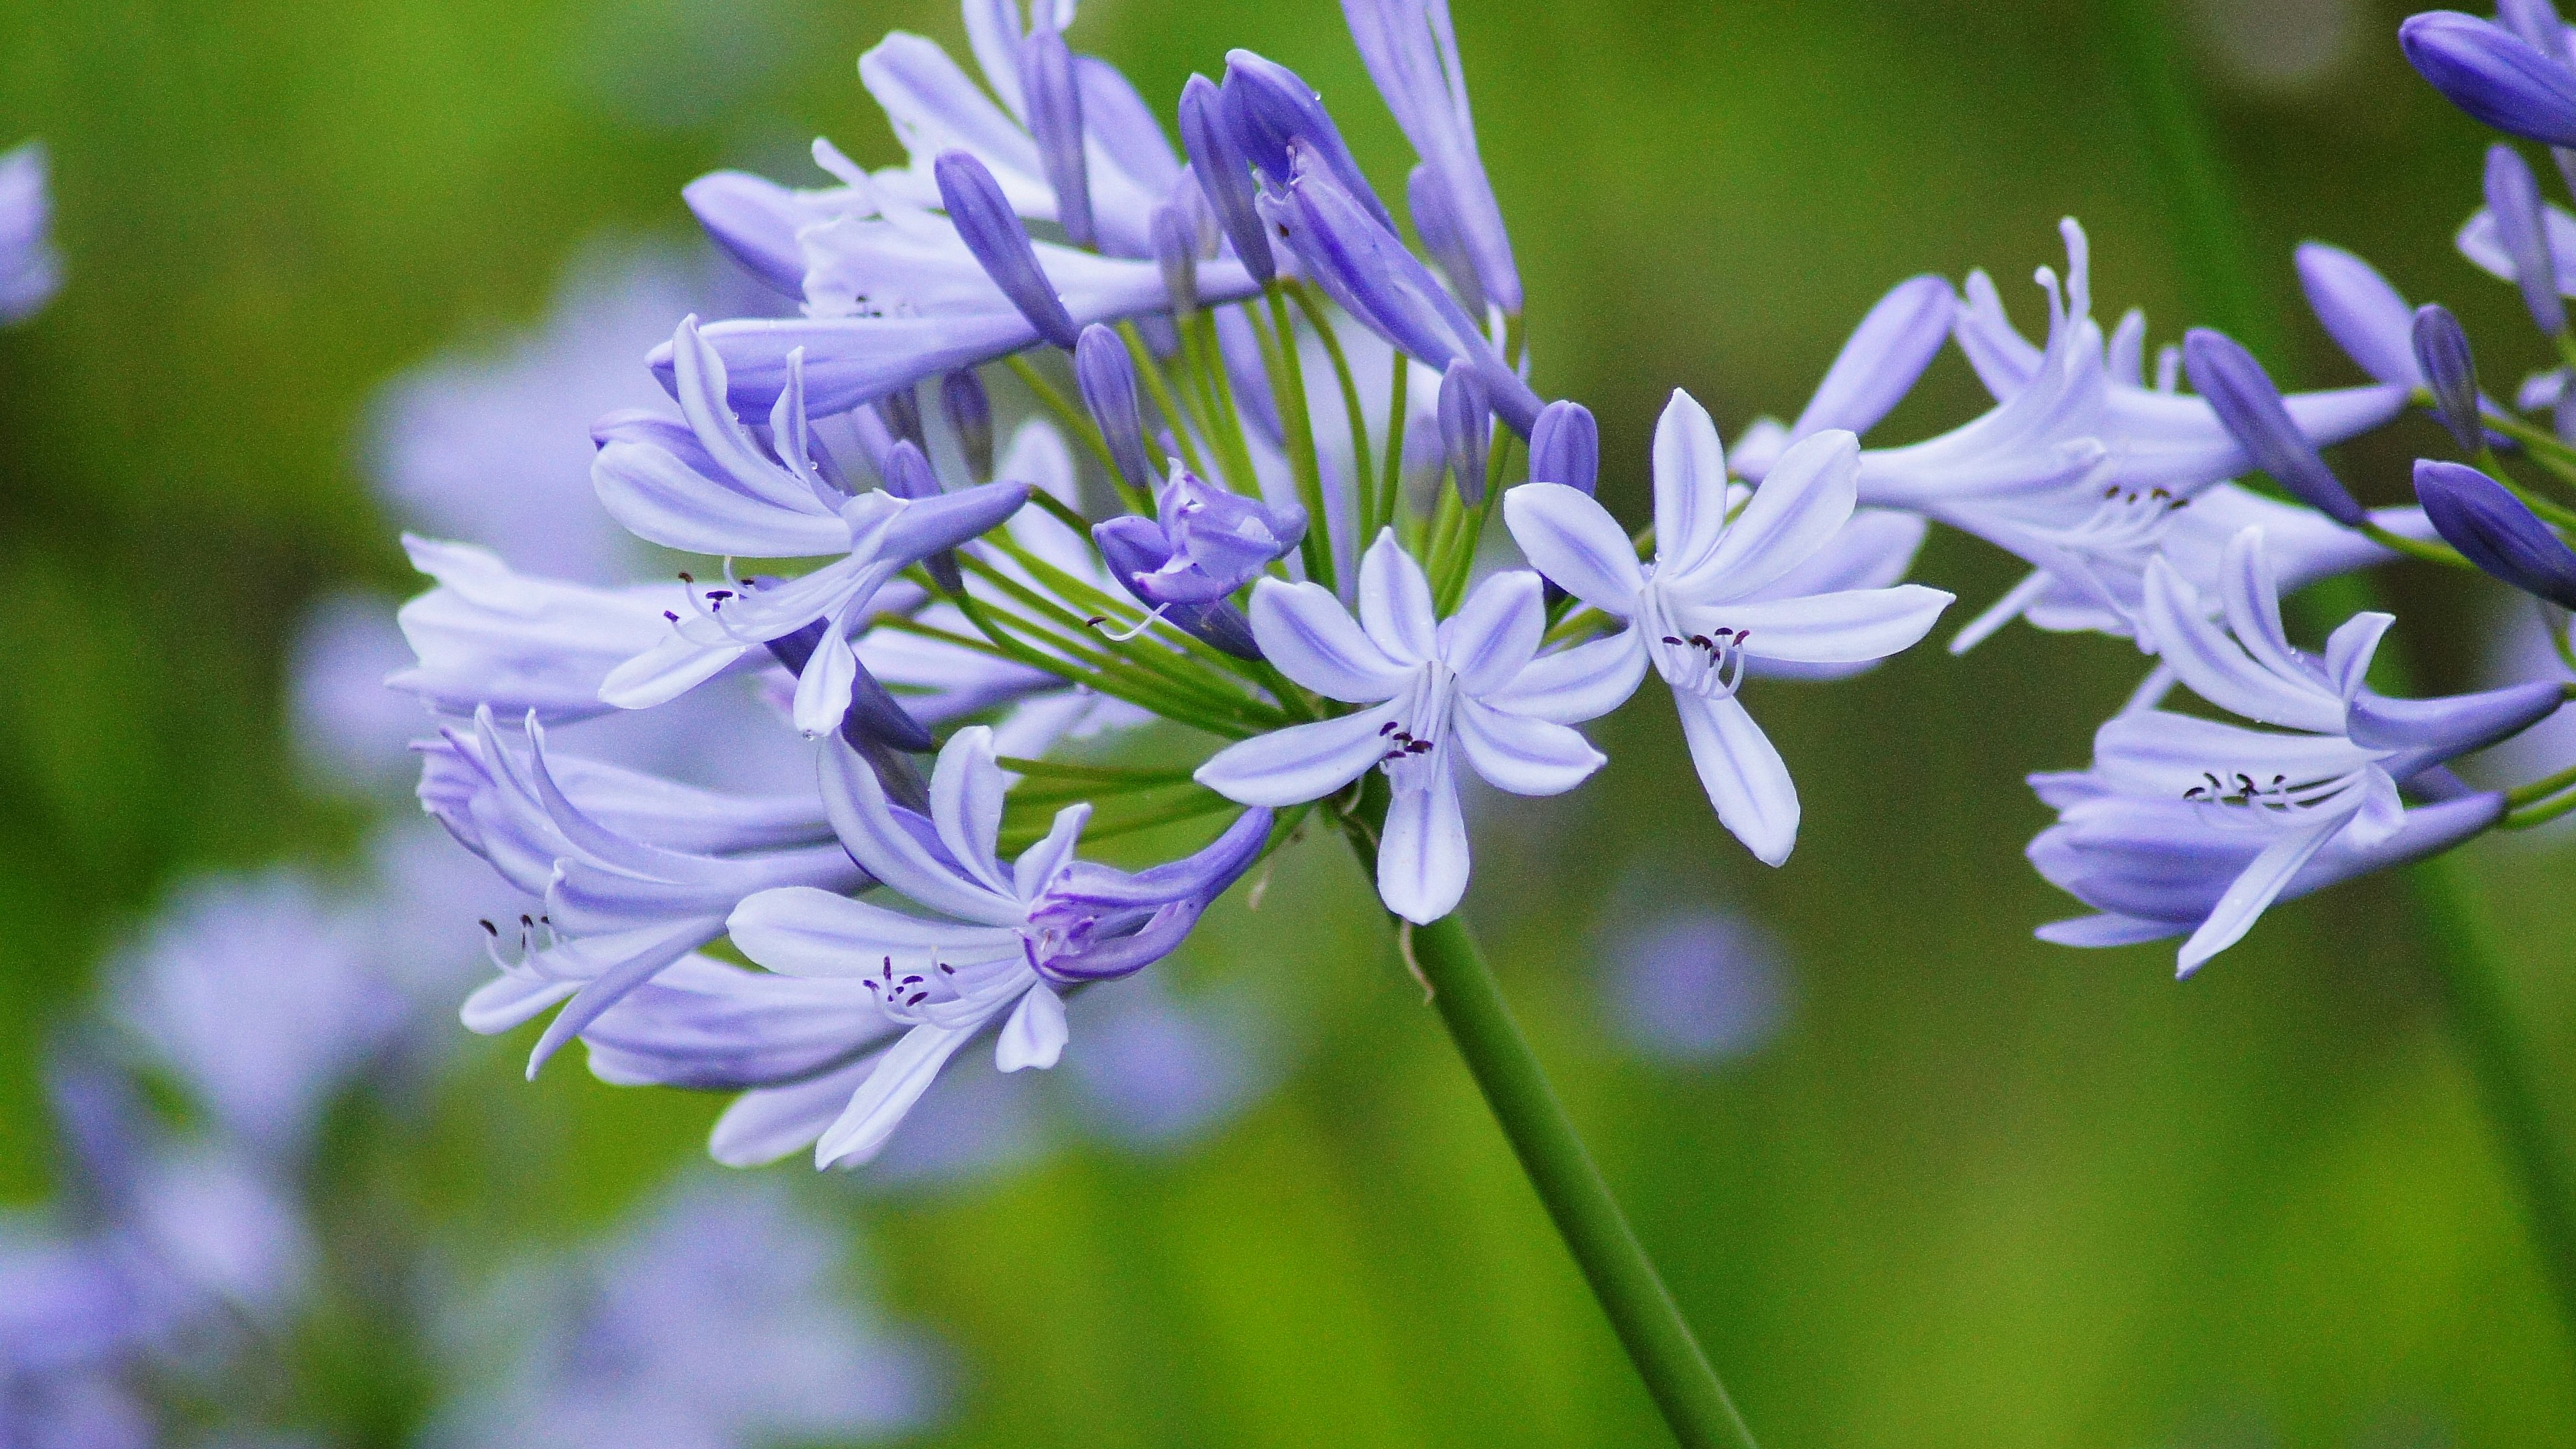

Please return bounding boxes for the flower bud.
[1438,361,1493,505]
[941,368,994,481]
[2402,11,2576,148]
[1075,323,1155,496]
[2182,328,2367,527]
[882,440,961,593]
[2415,458,2576,607]
[933,149,1081,349]
[1408,162,1486,319]
[875,383,925,454]
[1150,203,1199,315]
[2410,304,2483,453]
[1177,74,1273,284]
[1019,22,1093,250]
[1220,50,1393,229]
[1528,400,1600,496]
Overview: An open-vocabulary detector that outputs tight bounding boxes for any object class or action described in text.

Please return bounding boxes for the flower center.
[1376,666,1455,792]
[2180,766,2357,819]
[859,953,973,1026]
[1641,584,1748,701]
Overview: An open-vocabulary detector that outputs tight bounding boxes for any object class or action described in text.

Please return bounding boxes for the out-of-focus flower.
[0,142,60,323]
[1599,906,1789,1065]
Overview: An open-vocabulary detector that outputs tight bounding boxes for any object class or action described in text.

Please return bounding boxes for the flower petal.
[728,886,1022,976]
[1377,766,1469,924]
[1480,629,1648,724]
[1452,698,1605,796]
[819,739,1022,925]
[2175,817,2341,977]
[815,1022,984,1168]
[1440,570,1544,696]
[1651,389,1731,576]
[1501,482,1645,618]
[1673,690,1799,866]
[994,981,1068,1071]
[1683,584,1953,664]
[1193,700,1403,806]
[1358,529,1440,663]
[1679,429,1860,600]
[1247,578,1413,701]
[709,1051,880,1167]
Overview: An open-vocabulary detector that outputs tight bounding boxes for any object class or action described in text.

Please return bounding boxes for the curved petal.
[2175,818,2341,977]
[994,981,1068,1071]
[1652,389,1731,576]
[1358,529,1439,663]
[1481,629,1648,724]
[1680,429,1861,600]
[819,740,1022,924]
[1377,766,1469,924]
[792,619,860,737]
[1452,698,1605,796]
[1012,802,1091,899]
[1247,578,1413,702]
[928,727,1013,896]
[1440,570,1545,696]
[708,1051,879,1167]
[1686,584,1953,664]
[728,886,1022,976]
[1501,482,1645,617]
[1193,701,1403,806]
[1673,690,1799,867]
[814,1022,984,1168]
[2139,557,2342,732]
[598,633,753,710]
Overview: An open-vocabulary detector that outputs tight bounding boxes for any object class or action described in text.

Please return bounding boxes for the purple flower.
[1092,462,1306,657]
[1220,50,1393,229]
[2182,327,2367,527]
[1073,322,1154,494]
[1731,274,1955,484]
[2488,142,2569,335]
[2296,241,2425,390]
[2413,304,2484,451]
[1437,361,1492,503]
[935,148,1081,348]
[723,729,1271,1167]
[2415,458,2576,606]
[2401,11,2576,148]
[1527,400,1599,494]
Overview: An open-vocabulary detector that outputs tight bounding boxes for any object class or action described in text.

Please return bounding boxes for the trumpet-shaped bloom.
[2032,528,2561,973]
[424,709,860,1075]
[1729,274,1955,484]
[726,730,1271,1167]
[2415,458,2576,606]
[596,320,1027,735]
[1505,394,1953,864]
[1093,461,1306,658]
[1195,533,1619,922]
[1868,219,2402,537]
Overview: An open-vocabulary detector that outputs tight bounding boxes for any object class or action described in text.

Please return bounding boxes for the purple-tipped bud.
[941,368,994,480]
[2402,11,2576,147]
[2489,143,2570,336]
[1178,74,1273,284]
[2414,458,2576,606]
[1075,324,1155,494]
[2410,305,2483,453]
[876,384,926,454]
[1220,50,1393,229]
[1528,400,1600,496]
[934,149,1081,349]
[1438,362,1492,505]
[1407,162,1486,319]
[1020,23,1094,251]
[682,171,810,297]
[2183,328,2367,527]
[765,617,937,754]
[882,439,961,593]
[1150,203,1199,314]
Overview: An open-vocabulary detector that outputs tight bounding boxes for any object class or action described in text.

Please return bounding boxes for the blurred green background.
[4,0,2575,1443]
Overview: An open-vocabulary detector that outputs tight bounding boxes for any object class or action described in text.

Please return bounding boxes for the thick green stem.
[1338,791,1757,1448]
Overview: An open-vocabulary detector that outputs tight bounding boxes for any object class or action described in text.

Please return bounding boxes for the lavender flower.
[1195,534,1616,922]
[1505,394,1952,863]
[2414,303,2485,451]
[2182,327,2368,527]
[2415,458,2576,606]
[2402,10,2576,148]
[1527,400,1599,494]
[1729,274,1955,484]
[2296,240,2426,390]
[724,730,1271,1167]
[0,142,59,324]
[1341,0,1521,315]
[2487,142,2569,335]
[1093,462,1306,658]
[596,321,1027,735]
[2032,528,2560,973]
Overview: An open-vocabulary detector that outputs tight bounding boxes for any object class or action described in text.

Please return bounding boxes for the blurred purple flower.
[1599,908,1788,1065]
[0,142,60,324]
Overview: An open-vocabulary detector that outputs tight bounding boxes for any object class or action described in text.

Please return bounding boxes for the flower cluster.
[389,0,2576,1198]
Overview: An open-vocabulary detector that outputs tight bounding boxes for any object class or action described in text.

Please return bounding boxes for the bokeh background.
[4,0,2575,1443]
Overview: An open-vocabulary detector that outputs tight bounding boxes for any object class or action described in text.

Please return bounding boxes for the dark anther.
[478,919,497,934]
[1379,720,1399,735]
[907,991,929,1007]
[678,571,694,583]
[663,610,680,623]
[1662,636,1684,645]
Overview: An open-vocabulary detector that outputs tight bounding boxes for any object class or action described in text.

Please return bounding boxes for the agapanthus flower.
[595,320,1028,735]
[1195,533,1617,922]
[424,708,861,1074]
[1727,274,1955,484]
[724,729,1271,1167]
[1340,0,1520,317]
[1093,461,1306,658]
[1505,392,1953,864]
[2030,527,2562,972]
[0,141,59,324]
[2402,8,2576,148]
